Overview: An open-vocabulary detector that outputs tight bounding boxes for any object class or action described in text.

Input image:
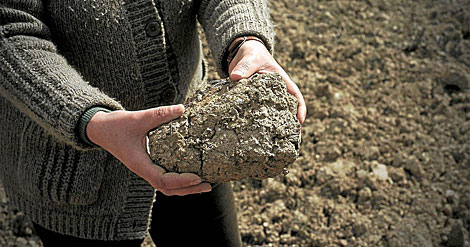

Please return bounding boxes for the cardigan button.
[145,21,161,37]
[160,87,176,104]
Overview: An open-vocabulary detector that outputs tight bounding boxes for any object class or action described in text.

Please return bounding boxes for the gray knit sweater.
[0,0,274,240]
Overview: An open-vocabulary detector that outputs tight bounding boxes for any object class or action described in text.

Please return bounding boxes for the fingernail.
[190,178,201,185]
[201,184,212,193]
[233,69,243,76]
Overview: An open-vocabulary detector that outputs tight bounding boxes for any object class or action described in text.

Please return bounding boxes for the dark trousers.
[33,183,241,247]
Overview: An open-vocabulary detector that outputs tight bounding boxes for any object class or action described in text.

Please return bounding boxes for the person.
[0,0,306,246]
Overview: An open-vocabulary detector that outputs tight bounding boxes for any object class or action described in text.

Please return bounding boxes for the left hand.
[228,40,307,124]
[87,105,212,196]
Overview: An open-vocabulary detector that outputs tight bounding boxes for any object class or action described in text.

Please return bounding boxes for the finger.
[228,51,242,75]
[279,73,307,124]
[296,93,307,125]
[116,144,168,187]
[137,104,185,132]
[230,56,258,81]
[160,183,212,196]
[161,172,202,189]
[120,146,207,194]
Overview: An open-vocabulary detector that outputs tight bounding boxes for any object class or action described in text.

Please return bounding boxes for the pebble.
[405,156,424,178]
[358,187,372,203]
[389,167,407,182]
[16,237,27,245]
[443,204,453,216]
[372,162,389,181]
[446,190,459,204]
[339,239,349,246]
[440,70,469,90]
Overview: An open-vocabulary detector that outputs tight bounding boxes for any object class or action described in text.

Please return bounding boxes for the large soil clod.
[148,73,301,182]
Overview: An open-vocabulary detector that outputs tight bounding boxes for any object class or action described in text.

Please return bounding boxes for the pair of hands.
[87,40,307,196]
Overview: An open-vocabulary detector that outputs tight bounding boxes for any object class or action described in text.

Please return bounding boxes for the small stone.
[356,169,368,179]
[440,69,469,90]
[446,190,459,204]
[389,167,407,182]
[329,159,355,176]
[280,234,295,244]
[358,187,372,203]
[16,237,27,245]
[339,239,348,246]
[29,240,40,247]
[405,156,424,178]
[443,204,453,216]
[372,162,389,181]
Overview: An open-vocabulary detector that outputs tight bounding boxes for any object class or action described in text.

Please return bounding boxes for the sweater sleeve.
[0,1,124,150]
[197,0,275,78]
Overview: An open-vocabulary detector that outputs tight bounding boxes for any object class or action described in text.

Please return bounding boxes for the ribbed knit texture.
[0,0,274,241]
[198,0,275,77]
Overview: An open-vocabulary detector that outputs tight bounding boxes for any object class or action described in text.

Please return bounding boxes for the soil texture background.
[0,0,469,246]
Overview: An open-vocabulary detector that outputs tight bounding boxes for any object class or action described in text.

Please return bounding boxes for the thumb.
[137,104,185,132]
[230,59,256,81]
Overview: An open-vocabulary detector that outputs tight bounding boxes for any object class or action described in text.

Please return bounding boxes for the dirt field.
[1,0,469,246]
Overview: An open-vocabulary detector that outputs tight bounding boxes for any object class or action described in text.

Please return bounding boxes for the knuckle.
[152,107,168,118]
[238,61,251,72]
[158,180,167,191]
[153,178,167,192]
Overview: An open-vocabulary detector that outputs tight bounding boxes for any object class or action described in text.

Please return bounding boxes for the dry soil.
[0,0,469,246]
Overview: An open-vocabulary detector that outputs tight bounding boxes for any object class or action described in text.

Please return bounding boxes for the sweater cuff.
[198,0,275,78]
[216,23,274,78]
[77,107,112,148]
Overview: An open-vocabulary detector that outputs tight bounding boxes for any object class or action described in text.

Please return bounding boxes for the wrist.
[78,107,112,147]
[225,36,266,71]
[86,110,112,147]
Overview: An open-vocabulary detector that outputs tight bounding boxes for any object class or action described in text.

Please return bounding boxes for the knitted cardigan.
[0,0,274,240]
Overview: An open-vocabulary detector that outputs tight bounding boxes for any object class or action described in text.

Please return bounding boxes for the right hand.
[86,104,212,196]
